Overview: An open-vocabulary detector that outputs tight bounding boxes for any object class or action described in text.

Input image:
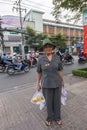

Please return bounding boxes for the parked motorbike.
[7,61,30,75]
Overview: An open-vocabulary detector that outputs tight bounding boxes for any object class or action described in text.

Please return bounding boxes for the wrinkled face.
[43,44,53,54]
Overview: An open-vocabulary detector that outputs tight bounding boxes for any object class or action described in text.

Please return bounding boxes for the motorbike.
[78,57,87,64]
[0,63,7,72]
[62,55,74,65]
[7,60,30,75]
[0,59,12,72]
[25,57,38,68]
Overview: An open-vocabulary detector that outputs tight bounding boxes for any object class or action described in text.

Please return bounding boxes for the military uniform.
[37,54,63,121]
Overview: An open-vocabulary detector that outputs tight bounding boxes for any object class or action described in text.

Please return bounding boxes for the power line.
[21,2,53,13]
[24,0,53,9]
[0,0,53,18]
[22,4,52,12]
[0,1,14,5]
[22,2,52,10]
[0,0,53,11]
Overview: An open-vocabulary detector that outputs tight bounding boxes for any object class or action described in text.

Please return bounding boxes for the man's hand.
[62,81,64,87]
[37,83,41,91]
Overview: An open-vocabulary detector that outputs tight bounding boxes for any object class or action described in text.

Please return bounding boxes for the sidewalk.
[0,75,87,130]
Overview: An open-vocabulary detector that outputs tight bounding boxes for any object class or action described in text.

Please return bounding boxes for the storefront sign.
[83,8,87,25]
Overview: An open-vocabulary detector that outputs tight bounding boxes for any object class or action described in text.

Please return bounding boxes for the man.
[12,53,22,70]
[56,49,62,61]
[1,53,11,65]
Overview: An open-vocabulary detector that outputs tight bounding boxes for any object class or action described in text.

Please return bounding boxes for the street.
[0,56,87,93]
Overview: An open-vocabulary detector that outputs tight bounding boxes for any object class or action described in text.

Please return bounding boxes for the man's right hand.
[37,83,41,91]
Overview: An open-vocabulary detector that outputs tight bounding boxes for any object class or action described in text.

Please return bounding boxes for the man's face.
[44,44,53,54]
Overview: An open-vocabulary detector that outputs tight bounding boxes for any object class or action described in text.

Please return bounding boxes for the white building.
[23,9,44,33]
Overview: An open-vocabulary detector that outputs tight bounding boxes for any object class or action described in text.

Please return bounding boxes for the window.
[4,47,10,53]
[13,46,19,54]
[24,46,28,54]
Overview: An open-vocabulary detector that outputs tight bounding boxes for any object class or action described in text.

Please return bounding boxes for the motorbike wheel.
[0,65,5,72]
[71,59,74,64]
[24,66,30,72]
[7,68,15,75]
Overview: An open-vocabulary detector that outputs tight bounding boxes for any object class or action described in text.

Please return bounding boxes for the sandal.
[45,120,52,126]
[56,120,62,125]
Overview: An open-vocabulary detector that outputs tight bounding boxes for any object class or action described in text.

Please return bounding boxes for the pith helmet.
[43,38,56,48]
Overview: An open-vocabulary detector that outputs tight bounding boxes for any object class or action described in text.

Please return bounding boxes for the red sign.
[84,25,87,56]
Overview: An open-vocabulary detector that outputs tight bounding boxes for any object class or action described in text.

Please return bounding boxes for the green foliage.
[25,26,66,49]
[72,68,87,78]
[49,33,66,48]
[26,26,36,36]
[52,0,87,22]
[71,40,78,45]
[25,26,36,44]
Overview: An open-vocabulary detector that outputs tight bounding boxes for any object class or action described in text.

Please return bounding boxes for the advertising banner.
[83,8,87,55]
[84,25,87,55]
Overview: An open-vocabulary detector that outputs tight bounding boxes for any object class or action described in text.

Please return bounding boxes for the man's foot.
[56,120,62,125]
[45,120,52,126]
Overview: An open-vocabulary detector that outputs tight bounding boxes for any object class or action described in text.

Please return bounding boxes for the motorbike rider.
[78,49,86,61]
[12,53,22,70]
[1,53,11,65]
[64,51,73,62]
[26,51,31,60]
[56,48,62,61]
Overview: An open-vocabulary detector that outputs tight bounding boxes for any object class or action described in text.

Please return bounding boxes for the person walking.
[36,39,64,126]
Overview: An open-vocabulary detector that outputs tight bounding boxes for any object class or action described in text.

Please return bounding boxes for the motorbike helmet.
[13,53,17,56]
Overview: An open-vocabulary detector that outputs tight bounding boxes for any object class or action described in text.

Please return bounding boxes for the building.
[24,9,44,33]
[24,9,83,52]
[43,19,83,45]
[0,10,84,55]
[0,16,29,55]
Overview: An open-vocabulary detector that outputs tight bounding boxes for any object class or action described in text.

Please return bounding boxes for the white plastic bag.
[39,99,46,110]
[61,87,67,105]
[31,91,44,105]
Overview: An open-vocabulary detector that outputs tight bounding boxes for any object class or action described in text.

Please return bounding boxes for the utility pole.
[12,0,26,57]
[0,17,4,53]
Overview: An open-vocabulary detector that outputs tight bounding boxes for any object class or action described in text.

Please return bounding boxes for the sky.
[0,0,55,20]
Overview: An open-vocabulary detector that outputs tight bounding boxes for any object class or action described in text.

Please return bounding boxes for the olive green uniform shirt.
[37,54,63,88]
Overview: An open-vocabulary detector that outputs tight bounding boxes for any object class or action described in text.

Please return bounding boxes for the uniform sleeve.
[37,58,42,73]
[58,56,63,71]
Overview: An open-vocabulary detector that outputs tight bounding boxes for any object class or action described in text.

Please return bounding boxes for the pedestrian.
[36,38,64,126]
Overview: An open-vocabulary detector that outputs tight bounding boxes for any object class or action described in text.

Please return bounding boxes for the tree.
[25,26,36,45]
[25,26,48,45]
[52,0,87,23]
[25,26,66,51]
[49,33,66,48]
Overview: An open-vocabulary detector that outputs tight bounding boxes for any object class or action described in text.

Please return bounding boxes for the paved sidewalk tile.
[0,75,87,130]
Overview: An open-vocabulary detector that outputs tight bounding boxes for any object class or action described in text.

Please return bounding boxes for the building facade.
[43,19,83,46]
[0,10,84,55]
[24,9,83,52]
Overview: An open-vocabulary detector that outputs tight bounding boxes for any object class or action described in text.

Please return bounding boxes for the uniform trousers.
[42,87,62,122]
